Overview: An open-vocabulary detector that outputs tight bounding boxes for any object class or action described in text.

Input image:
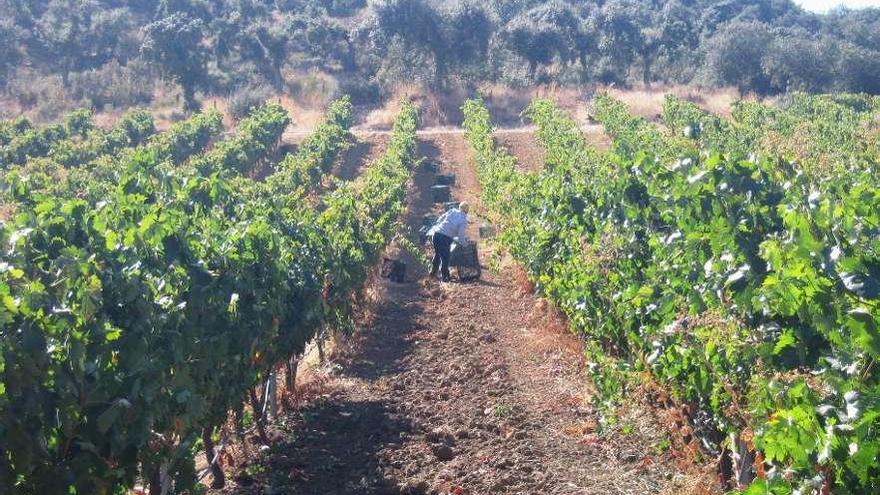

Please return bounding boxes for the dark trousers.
[431,233,453,279]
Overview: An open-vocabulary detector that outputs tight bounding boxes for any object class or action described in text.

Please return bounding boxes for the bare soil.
[494,130,545,173]
[336,135,389,181]
[209,132,718,495]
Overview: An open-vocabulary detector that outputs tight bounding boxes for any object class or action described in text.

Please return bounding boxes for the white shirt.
[429,208,468,243]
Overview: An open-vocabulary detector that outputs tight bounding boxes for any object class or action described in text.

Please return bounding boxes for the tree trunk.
[148,465,162,495]
[272,62,284,88]
[528,60,538,82]
[62,61,71,88]
[233,404,246,449]
[343,41,357,72]
[642,57,652,88]
[285,356,299,404]
[249,388,269,444]
[203,427,225,488]
[434,51,447,90]
[182,82,199,113]
[147,460,171,495]
[266,373,277,421]
[317,328,326,365]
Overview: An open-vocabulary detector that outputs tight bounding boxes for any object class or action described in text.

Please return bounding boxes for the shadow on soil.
[241,398,413,495]
[223,290,425,494]
[336,139,376,181]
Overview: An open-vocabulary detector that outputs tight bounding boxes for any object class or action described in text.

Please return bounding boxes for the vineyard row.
[463,95,879,494]
[0,98,419,494]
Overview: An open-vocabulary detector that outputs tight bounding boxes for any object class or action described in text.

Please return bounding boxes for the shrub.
[226,83,277,121]
[325,0,366,17]
[6,70,72,116]
[339,76,381,105]
[68,60,155,109]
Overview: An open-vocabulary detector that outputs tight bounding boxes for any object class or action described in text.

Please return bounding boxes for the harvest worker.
[428,202,470,282]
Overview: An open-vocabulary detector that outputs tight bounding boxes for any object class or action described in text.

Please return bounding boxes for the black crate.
[435,174,456,186]
[449,242,481,281]
[431,185,451,203]
[422,214,438,227]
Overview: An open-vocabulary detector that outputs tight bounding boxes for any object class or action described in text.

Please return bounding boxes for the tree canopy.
[1,0,880,114]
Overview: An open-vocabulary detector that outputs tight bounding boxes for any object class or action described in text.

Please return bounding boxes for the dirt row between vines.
[210,131,718,494]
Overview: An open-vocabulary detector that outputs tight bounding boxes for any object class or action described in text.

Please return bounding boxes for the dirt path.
[283,125,605,141]
[335,135,389,181]
[212,132,712,495]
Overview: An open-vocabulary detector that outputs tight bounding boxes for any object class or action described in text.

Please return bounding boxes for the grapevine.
[0,99,419,494]
[464,96,880,494]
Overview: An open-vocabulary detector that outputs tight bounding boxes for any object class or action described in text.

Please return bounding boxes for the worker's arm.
[435,210,450,226]
[456,214,469,245]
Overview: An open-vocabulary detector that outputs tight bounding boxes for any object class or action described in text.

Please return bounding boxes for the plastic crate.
[435,174,456,186]
[449,242,481,281]
[431,185,451,203]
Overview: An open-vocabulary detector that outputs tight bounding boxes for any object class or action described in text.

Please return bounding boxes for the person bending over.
[428,202,470,282]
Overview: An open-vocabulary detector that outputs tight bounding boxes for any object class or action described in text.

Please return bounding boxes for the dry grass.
[0,99,23,120]
[604,84,741,119]
[360,86,413,130]
[280,94,326,129]
[282,68,339,109]
[361,83,592,129]
[0,203,16,222]
[361,83,471,129]
[525,299,582,358]
[91,110,127,129]
[479,83,590,126]
[5,80,748,136]
[582,124,612,150]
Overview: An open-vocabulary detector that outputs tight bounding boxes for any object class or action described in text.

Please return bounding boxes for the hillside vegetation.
[2,0,880,120]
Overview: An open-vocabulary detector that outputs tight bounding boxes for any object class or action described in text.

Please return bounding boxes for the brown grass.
[604,84,741,119]
[0,99,23,120]
[581,124,612,150]
[359,83,470,129]
[360,86,412,130]
[360,83,592,129]
[479,83,590,126]
[282,68,339,109]
[0,203,16,222]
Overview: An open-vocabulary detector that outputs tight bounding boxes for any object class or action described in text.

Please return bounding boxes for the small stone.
[400,480,429,495]
[483,363,502,375]
[426,427,455,445]
[491,476,514,491]
[431,444,456,461]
